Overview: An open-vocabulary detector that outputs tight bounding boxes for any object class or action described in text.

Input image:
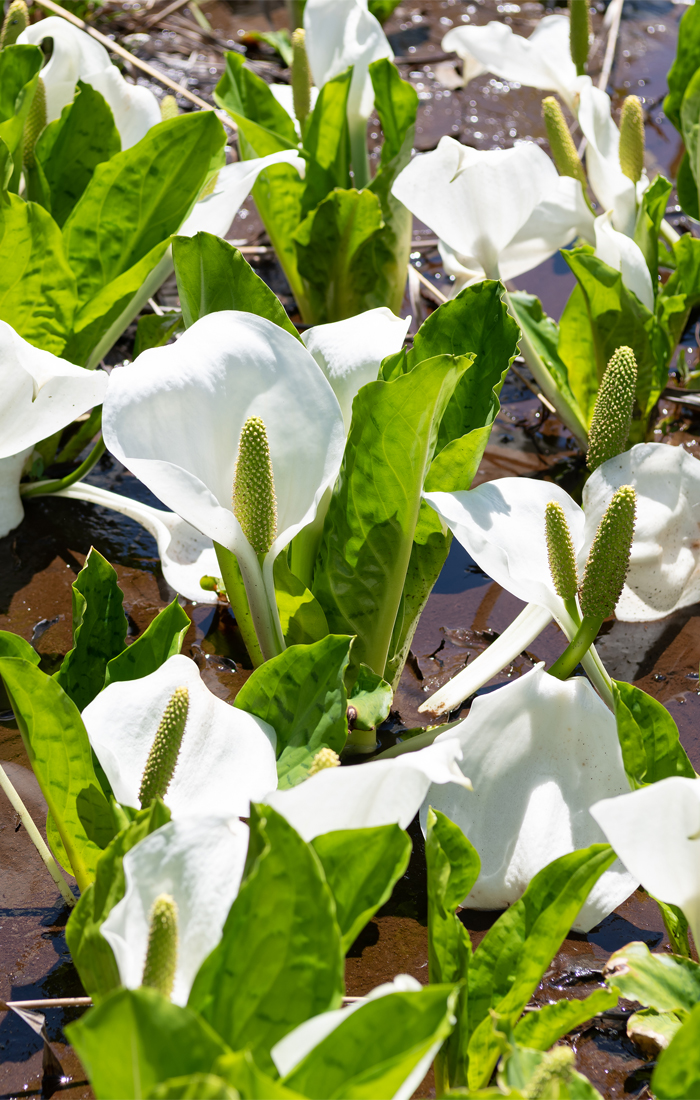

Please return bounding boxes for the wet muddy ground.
[1,1,698,1097]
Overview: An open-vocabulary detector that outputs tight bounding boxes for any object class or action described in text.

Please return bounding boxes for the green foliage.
[0,43,42,189]
[67,800,171,1001]
[613,680,695,789]
[507,291,584,419]
[188,804,344,1073]
[634,175,672,288]
[312,823,411,951]
[273,553,329,648]
[665,0,700,131]
[653,1003,700,1099]
[513,990,617,1050]
[134,310,184,356]
[104,599,190,687]
[605,940,700,1013]
[54,548,128,712]
[0,657,114,889]
[234,635,351,787]
[173,232,301,339]
[346,663,393,731]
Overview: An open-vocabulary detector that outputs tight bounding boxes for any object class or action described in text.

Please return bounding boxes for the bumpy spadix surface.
[82,654,277,818]
[232,417,278,556]
[578,84,647,237]
[583,443,700,620]
[141,893,178,999]
[422,666,636,932]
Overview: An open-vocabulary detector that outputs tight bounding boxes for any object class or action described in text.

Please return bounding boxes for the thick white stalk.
[0,763,76,907]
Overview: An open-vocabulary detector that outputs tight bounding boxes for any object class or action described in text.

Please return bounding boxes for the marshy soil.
[1,1,697,1097]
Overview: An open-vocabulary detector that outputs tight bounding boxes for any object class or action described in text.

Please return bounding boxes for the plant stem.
[55,407,102,465]
[214,543,265,668]
[0,763,76,907]
[21,436,106,499]
[660,218,680,247]
[548,615,603,681]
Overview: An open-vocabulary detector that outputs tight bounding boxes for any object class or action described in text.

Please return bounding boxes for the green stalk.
[55,407,102,465]
[214,543,264,668]
[21,436,106,499]
[349,117,370,191]
[548,615,603,681]
[0,762,76,907]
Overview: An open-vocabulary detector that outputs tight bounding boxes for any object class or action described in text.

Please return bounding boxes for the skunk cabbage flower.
[422,665,637,932]
[594,212,654,311]
[442,15,590,114]
[392,137,593,294]
[591,777,700,945]
[0,321,107,539]
[53,482,220,604]
[578,84,647,238]
[266,740,471,841]
[101,815,250,1005]
[18,16,160,149]
[83,654,278,817]
[583,443,700,621]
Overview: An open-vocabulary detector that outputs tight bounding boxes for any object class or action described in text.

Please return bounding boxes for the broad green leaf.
[634,175,672,288]
[426,808,479,1090]
[370,58,418,167]
[313,354,469,678]
[0,630,39,663]
[467,845,616,1090]
[628,1007,685,1053]
[312,824,411,951]
[682,67,700,192]
[214,51,299,150]
[0,192,76,354]
[104,599,190,687]
[172,232,300,339]
[677,149,700,220]
[54,548,127,712]
[234,635,351,788]
[300,69,351,217]
[133,310,184,356]
[214,1050,305,1100]
[605,940,700,1012]
[659,234,700,346]
[0,657,115,889]
[498,1033,603,1099]
[149,1074,239,1100]
[63,111,225,305]
[347,663,393,731]
[66,799,170,1001]
[250,159,308,317]
[35,81,121,227]
[665,0,700,131]
[513,990,617,1050]
[273,553,329,649]
[653,1002,700,1099]
[0,44,42,189]
[240,29,293,67]
[654,897,693,959]
[613,680,695,789]
[294,186,385,323]
[189,804,344,1072]
[509,290,587,421]
[67,987,230,1100]
[282,985,458,1099]
[557,283,598,425]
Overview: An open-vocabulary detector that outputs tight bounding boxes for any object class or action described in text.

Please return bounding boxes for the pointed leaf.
[665,1,700,131]
[104,599,190,687]
[613,681,695,790]
[605,940,700,1013]
[652,1004,700,1099]
[301,69,351,217]
[513,990,617,1050]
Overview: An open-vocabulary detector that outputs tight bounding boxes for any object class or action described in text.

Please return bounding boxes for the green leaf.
[240,29,293,67]
[300,69,351,217]
[273,553,329,648]
[66,799,171,1001]
[0,657,115,890]
[653,1002,700,1099]
[466,845,617,1090]
[214,51,299,150]
[654,897,693,959]
[513,990,617,1050]
[659,234,700,345]
[134,310,184,356]
[628,1007,685,1054]
[214,1050,305,1100]
[313,353,469,678]
[368,0,401,21]
[613,680,695,789]
[104,599,190,688]
[677,150,700,220]
[172,232,301,339]
[509,290,587,421]
[605,940,700,1013]
[370,57,417,167]
[0,44,42,190]
[666,0,700,132]
[682,67,700,192]
[0,630,39,663]
[148,1074,239,1100]
[189,804,344,1072]
[294,186,385,323]
[234,635,351,788]
[312,824,411,952]
[54,548,127,712]
[282,984,458,1099]
[426,808,479,1090]
[347,663,393,731]
[35,81,121,227]
[62,111,225,306]
[67,987,230,1100]
[634,175,672,289]
[0,192,76,354]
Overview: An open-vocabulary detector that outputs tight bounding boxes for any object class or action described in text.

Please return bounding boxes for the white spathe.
[583,443,700,621]
[101,815,249,1006]
[266,740,471,841]
[594,212,654,312]
[391,137,593,293]
[423,665,637,932]
[302,308,410,431]
[53,482,220,604]
[0,320,108,538]
[442,15,590,114]
[102,310,346,653]
[18,17,160,149]
[82,654,278,817]
[591,777,700,946]
[577,84,648,238]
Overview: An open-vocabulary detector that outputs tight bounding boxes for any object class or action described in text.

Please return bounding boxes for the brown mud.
[1,2,698,1098]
